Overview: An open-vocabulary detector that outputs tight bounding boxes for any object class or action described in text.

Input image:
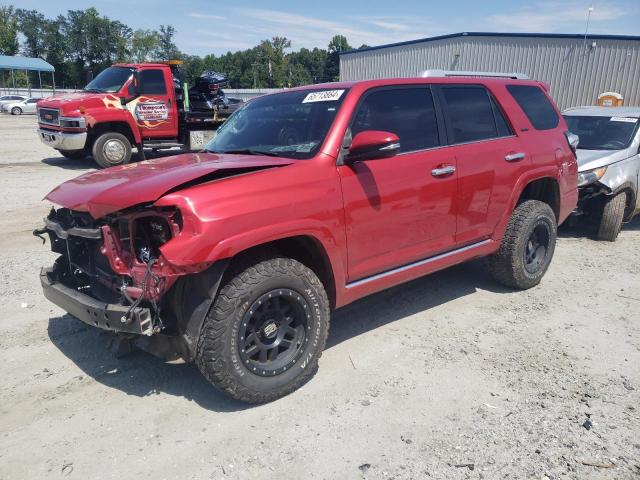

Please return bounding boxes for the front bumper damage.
[40,267,154,335]
[36,207,227,362]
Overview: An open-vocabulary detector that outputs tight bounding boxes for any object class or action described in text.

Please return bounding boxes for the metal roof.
[340,31,640,56]
[0,55,55,72]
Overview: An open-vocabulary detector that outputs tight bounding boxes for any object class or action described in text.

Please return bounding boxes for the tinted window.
[564,115,639,150]
[140,69,167,95]
[351,87,440,153]
[507,85,559,130]
[491,97,512,137]
[27,98,39,103]
[441,86,501,143]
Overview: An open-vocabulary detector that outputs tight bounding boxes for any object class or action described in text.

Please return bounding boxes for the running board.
[345,239,492,289]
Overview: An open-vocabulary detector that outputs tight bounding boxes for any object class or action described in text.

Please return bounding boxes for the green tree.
[325,34,351,81]
[0,6,19,55]
[15,8,47,57]
[157,24,179,60]
[131,29,160,62]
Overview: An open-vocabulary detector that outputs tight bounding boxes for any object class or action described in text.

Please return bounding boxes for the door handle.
[505,152,526,162]
[431,165,456,177]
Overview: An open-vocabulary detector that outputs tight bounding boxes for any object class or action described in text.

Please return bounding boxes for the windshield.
[564,115,639,150]
[84,66,134,93]
[206,88,349,159]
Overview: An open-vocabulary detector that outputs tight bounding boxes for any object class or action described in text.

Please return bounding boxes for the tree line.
[0,5,360,89]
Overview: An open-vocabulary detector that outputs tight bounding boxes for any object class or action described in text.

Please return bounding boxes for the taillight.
[564,131,579,153]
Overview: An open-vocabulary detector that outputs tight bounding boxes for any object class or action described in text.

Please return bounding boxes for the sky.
[4,0,639,56]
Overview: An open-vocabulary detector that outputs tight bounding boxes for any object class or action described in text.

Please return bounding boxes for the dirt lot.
[0,114,638,480]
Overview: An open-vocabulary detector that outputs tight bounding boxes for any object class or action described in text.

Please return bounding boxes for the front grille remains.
[38,108,60,126]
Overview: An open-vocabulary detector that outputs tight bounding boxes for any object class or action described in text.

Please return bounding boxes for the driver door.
[338,86,458,282]
[133,68,178,139]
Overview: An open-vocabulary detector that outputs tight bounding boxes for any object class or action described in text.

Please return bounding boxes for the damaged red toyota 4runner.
[37,74,578,403]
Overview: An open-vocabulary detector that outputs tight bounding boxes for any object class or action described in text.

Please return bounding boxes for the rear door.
[435,84,529,245]
[338,85,458,281]
[133,67,178,139]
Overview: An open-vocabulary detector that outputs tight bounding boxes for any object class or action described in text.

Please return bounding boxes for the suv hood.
[45,152,294,218]
[576,148,633,171]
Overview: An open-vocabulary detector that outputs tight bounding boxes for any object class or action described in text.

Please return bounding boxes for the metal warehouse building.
[339,32,640,109]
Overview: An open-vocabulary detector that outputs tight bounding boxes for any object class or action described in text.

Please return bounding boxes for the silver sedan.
[2,97,40,115]
[563,106,640,241]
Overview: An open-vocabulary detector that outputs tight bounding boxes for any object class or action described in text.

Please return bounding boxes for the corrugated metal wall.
[340,35,640,109]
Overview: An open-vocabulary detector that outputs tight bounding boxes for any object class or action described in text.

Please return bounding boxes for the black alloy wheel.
[523,223,550,274]
[239,288,310,377]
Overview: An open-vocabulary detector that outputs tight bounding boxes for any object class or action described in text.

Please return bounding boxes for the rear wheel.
[196,257,330,403]
[596,192,626,242]
[92,132,132,168]
[488,200,557,289]
[11,107,22,115]
[58,149,86,160]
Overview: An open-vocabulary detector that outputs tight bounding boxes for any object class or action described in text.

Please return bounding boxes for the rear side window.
[507,85,559,130]
[441,86,507,143]
[351,87,440,153]
[140,69,167,95]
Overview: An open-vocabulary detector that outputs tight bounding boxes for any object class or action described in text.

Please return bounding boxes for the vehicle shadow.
[47,259,508,410]
[558,214,640,239]
[47,315,250,412]
[327,259,507,348]
[41,156,96,170]
[40,149,181,170]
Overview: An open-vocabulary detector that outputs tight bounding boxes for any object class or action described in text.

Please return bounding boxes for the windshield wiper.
[212,148,282,157]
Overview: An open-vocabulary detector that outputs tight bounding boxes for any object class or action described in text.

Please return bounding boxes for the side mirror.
[346,130,400,162]
[121,72,140,105]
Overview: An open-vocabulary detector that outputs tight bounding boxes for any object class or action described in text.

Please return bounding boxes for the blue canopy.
[0,55,54,72]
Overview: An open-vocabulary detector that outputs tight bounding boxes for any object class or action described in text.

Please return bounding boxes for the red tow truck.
[36,61,239,168]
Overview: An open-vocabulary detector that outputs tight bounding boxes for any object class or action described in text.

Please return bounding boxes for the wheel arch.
[518,176,561,221]
[87,121,138,146]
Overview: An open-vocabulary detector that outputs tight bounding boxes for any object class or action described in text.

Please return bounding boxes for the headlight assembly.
[578,166,607,187]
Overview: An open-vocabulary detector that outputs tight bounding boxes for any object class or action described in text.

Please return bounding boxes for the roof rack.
[421,69,529,80]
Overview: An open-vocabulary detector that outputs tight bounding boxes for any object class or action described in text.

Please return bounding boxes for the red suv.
[37,75,578,403]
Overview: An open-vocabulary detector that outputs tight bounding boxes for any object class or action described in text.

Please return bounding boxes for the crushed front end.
[36,206,215,361]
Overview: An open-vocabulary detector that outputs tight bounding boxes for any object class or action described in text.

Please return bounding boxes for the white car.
[0,95,26,108]
[2,97,40,115]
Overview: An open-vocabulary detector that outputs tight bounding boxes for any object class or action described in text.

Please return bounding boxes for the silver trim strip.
[345,239,492,289]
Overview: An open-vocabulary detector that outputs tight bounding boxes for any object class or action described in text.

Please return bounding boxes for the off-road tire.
[596,192,626,242]
[488,200,557,289]
[196,257,330,403]
[92,132,132,168]
[11,107,22,115]
[58,149,86,160]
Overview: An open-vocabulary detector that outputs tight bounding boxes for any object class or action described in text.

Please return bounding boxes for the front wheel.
[92,132,132,168]
[11,107,22,115]
[196,257,330,403]
[488,200,557,289]
[596,192,626,242]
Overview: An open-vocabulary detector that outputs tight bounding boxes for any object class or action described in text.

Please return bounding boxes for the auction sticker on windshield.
[302,90,345,103]
[610,117,638,123]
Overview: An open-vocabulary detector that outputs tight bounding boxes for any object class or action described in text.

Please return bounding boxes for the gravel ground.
[0,114,638,480]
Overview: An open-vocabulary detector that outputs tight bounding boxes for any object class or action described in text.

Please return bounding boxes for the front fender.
[83,107,142,144]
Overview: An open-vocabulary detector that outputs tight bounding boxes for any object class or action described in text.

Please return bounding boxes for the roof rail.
[421,69,529,80]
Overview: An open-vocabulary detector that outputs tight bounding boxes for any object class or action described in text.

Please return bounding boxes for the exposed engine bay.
[35,206,197,340]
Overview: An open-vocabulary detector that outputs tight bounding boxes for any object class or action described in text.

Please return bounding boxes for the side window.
[27,98,39,103]
[441,86,499,143]
[351,87,440,153]
[491,97,513,137]
[506,85,559,130]
[140,69,167,95]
